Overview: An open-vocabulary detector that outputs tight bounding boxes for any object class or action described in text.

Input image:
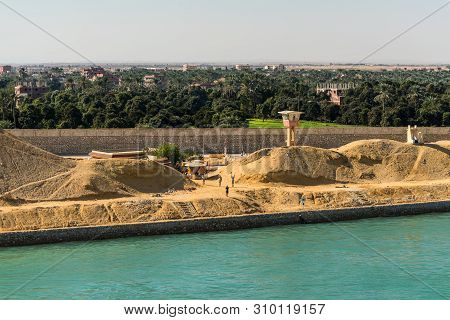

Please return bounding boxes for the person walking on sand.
[218,175,222,187]
[225,185,229,197]
[300,195,305,207]
[231,174,235,187]
[202,175,206,186]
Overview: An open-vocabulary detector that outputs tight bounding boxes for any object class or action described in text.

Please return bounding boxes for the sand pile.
[0,130,75,194]
[220,139,450,185]
[1,130,191,202]
[3,159,191,202]
[335,140,450,182]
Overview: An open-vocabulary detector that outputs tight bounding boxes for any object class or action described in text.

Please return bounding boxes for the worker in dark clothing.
[225,185,229,197]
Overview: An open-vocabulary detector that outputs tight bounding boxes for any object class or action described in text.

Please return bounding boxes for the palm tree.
[407,91,420,121]
[18,68,27,82]
[0,90,6,121]
[11,92,18,128]
[374,91,390,126]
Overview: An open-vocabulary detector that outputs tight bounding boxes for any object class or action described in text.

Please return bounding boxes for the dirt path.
[2,178,448,213]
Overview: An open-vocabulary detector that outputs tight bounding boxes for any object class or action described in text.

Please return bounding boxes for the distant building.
[235,64,251,71]
[146,67,167,72]
[190,77,225,90]
[143,74,161,88]
[182,64,198,72]
[14,82,48,100]
[62,66,79,75]
[81,67,120,85]
[316,83,355,106]
[0,65,12,74]
[143,74,156,85]
[93,72,121,86]
[264,64,285,71]
[80,67,105,79]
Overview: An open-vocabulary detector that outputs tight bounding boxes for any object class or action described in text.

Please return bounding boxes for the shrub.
[0,120,14,129]
[154,143,181,165]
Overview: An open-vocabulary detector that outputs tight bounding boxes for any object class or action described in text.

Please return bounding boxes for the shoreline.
[1,200,449,247]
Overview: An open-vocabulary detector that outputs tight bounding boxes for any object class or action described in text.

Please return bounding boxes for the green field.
[248,119,353,129]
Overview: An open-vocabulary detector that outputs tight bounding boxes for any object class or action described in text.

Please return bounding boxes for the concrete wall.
[7,127,450,155]
[1,200,449,247]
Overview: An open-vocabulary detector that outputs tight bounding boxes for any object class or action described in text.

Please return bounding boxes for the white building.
[235,64,252,71]
[182,64,198,72]
[264,64,285,71]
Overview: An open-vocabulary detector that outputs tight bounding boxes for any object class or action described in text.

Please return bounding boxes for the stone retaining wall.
[1,200,449,247]
[7,127,450,155]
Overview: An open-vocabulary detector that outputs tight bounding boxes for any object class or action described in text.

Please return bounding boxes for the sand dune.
[220,139,450,185]
[0,130,75,194]
[0,130,190,202]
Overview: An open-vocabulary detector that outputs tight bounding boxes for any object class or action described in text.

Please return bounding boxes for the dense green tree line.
[0,68,448,129]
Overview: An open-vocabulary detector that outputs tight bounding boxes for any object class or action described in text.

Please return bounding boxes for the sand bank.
[1,129,449,244]
[1,200,449,247]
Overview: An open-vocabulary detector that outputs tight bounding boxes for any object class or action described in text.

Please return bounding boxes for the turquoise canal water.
[0,213,449,300]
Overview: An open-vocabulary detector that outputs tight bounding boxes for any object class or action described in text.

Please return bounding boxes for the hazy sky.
[0,0,449,64]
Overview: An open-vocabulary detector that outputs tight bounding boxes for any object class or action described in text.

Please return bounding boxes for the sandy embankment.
[0,130,449,232]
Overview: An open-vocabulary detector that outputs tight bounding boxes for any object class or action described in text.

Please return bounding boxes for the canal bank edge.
[1,200,450,247]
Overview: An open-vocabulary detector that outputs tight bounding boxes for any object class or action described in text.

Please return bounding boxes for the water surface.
[1,213,449,299]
